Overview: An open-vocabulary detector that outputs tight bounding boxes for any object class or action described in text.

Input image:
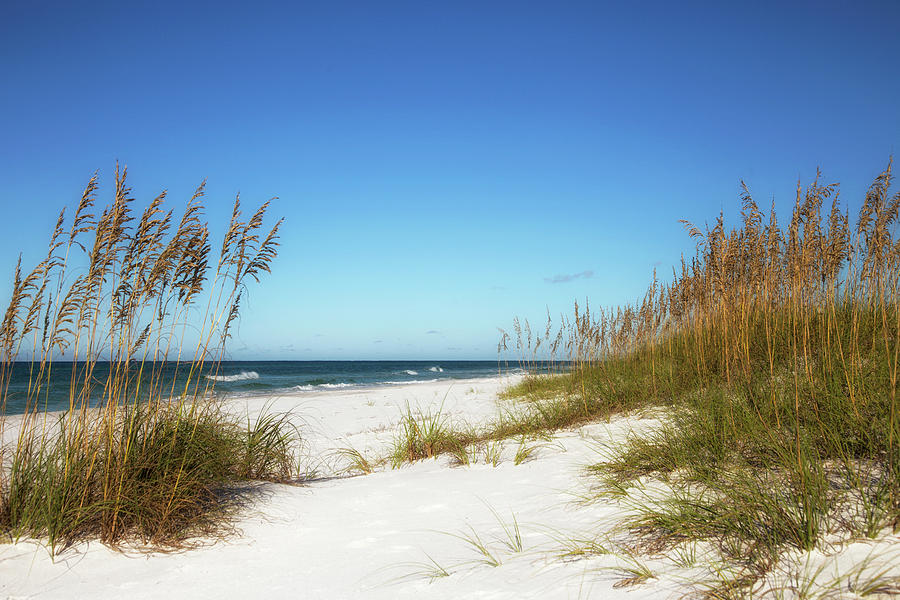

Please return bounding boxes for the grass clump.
[389,401,474,468]
[446,525,504,568]
[500,161,900,590]
[0,166,297,553]
[4,402,298,549]
[513,435,540,465]
[486,505,523,553]
[331,444,381,475]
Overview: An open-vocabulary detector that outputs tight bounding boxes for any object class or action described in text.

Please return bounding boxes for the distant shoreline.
[0,360,515,416]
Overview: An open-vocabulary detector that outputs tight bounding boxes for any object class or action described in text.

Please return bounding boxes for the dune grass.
[0,166,298,553]
[493,161,900,593]
[388,401,465,468]
[329,161,900,596]
[331,445,380,475]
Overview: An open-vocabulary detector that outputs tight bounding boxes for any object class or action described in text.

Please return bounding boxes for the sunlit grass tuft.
[0,166,294,553]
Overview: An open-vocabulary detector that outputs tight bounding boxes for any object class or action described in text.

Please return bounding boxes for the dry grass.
[500,160,900,593]
[0,165,296,553]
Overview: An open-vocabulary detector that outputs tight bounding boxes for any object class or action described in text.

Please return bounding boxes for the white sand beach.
[2,376,898,599]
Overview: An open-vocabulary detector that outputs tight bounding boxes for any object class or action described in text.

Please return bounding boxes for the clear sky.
[1,1,899,360]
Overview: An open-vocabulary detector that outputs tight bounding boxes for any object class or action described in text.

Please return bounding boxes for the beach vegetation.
[485,504,523,553]
[389,401,472,468]
[513,435,541,465]
[0,166,297,553]
[445,525,504,568]
[331,444,380,475]
[396,552,453,582]
[483,440,503,467]
[499,161,900,593]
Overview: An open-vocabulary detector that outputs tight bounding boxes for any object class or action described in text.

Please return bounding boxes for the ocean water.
[0,360,511,415]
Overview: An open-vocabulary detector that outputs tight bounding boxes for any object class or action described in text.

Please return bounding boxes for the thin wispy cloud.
[544,270,594,284]
[425,330,441,335]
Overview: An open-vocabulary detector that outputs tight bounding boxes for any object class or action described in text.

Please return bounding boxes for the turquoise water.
[1,360,512,415]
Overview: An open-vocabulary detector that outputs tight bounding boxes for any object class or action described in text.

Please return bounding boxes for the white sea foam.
[428,366,444,372]
[206,370,260,383]
[404,370,418,375]
[292,382,356,392]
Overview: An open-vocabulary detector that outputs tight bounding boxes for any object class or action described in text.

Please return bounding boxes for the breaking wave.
[428,366,444,372]
[206,370,260,383]
[292,382,356,391]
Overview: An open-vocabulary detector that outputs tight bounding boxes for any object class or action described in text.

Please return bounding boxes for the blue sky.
[1,0,899,360]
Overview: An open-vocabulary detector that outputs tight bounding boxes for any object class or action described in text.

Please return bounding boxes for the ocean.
[0,360,512,415]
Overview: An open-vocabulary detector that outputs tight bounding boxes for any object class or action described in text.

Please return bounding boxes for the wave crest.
[206,370,260,383]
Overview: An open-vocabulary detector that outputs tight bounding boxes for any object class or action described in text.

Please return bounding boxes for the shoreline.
[0,360,518,418]
[221,374,524,462]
